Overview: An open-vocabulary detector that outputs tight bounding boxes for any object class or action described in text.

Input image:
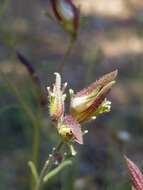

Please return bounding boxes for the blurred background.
[0,0,143,189]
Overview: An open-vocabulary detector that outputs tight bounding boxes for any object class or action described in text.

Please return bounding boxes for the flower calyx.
[69,70,118,123]
[47,72,67,122]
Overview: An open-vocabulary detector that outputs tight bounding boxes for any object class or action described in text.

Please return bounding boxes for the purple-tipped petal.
[76,82,114,123]
[64,115,83,144]
[51,0,62,21]
[75,70,118,97]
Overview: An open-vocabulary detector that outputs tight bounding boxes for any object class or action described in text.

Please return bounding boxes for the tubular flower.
[58,115,83,144]
[47,72,67,121]
[69,70,118,123]
[50,0,79,38]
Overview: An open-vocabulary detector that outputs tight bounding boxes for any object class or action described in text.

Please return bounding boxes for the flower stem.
[32,124,40,168]
[43,160,72,183]
[59,38,75,73]
[1,74,41,190]
[34,141,64,190]
[31,123,40,190]
[28,161,39,183]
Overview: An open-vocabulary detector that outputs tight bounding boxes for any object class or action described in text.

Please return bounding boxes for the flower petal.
[64,115,83,144]
[75,70,118,97]
[47,73,66,121]
[70,71,116,124]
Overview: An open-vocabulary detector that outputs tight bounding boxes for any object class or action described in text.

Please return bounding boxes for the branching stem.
[34,141,64,190]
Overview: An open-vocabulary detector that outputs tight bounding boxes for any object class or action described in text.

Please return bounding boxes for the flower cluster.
[47,70,118,144]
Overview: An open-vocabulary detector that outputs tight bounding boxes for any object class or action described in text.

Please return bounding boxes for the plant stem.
[43,160,72,183]
[59,38,75,74]
[31,122,40,190]
[34,141,64,190]
[1,74,41,190]
[32,124,40,167]
[28,161,39,183]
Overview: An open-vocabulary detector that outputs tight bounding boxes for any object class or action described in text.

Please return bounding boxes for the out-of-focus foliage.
[0,0,143,190]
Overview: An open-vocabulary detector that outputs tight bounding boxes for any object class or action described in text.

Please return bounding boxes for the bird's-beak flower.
[58,115,83,144]
[47,73,67,121]
[47,71,117,144]
[50,0,79,38]
[69,70,118,123]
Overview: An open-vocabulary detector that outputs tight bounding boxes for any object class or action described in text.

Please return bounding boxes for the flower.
[47,71,117,144]
[50,0,79,38]
[69,70,118,123]
[47,73,67,121]
[124,155,143,190]
[58,115,83,144]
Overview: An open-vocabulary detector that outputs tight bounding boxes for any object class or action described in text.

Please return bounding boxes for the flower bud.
[17,51,48,107]
[17,51,40,84]
[50,0,79,38]
[58,115,83,144]
[69,70,118,123]
[124,155,143,190]
[47,73,67,121]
